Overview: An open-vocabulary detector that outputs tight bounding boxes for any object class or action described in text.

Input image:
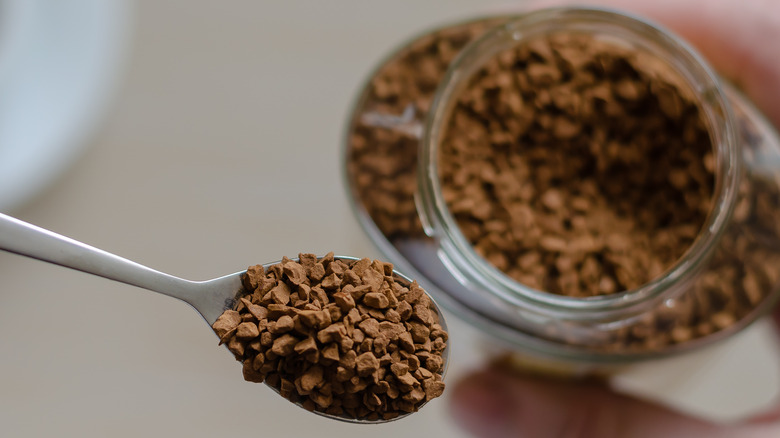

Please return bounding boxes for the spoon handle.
[0,213,195,300]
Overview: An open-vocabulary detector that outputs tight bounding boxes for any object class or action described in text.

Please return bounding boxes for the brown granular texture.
[347,19,507,240]
[439,32,714,297]
[212,253,447,420]
[601,135,780,351]
[345,18,780,353]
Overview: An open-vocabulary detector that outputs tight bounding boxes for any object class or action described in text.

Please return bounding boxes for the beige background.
[1,1,779,436]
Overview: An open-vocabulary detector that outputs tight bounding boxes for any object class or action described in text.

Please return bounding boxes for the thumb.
[449,367,746,438]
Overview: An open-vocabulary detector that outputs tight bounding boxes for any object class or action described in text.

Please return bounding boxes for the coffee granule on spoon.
[212,253,447,420]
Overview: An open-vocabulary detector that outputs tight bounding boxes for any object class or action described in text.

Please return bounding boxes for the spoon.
[0,212,448,423]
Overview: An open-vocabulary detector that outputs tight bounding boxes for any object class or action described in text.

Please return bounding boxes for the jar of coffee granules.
[345,7,780,372]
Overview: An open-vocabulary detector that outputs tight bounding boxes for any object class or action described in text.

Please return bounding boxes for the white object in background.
[0,0,36,85]
[0,0,131,211]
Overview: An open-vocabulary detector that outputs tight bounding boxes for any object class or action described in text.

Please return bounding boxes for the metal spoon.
[0,212,448,423]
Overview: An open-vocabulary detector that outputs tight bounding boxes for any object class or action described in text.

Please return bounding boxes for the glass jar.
[344,7,780,373]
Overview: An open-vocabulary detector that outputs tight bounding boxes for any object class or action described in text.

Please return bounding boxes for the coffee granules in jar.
[344,13,780,355]
[347,19,507,240]
[211,253,447,420]
[433,30,780,352]
[438,32,713,297]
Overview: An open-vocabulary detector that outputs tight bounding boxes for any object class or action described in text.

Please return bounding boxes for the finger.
[774,306,780,336]
[747,305,780,424]
[531,0,780,128]
[449,367,737,438]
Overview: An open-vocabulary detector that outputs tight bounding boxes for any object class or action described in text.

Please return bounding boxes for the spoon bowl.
[255,255,450,424]
[0,212,448,423]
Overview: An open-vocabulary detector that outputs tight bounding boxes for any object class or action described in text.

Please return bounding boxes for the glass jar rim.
[417,6,742,319]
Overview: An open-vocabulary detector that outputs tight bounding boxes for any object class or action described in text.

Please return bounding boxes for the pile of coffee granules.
[439,32,713,297]
[211,253,447,420]
[603,173,780,351]
[346,18,780,353]
[347,19,507,240]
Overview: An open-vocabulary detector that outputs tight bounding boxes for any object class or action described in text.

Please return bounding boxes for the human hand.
[449,1,780,437]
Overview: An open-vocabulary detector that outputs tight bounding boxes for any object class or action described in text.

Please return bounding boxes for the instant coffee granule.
[211,253,447,420]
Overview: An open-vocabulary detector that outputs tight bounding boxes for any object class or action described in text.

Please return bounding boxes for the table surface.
[1,1,778,436]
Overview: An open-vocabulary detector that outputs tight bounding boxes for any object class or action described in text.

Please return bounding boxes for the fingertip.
[772,305,780,335]
[448,371,518,438]
[448,367,729,438]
